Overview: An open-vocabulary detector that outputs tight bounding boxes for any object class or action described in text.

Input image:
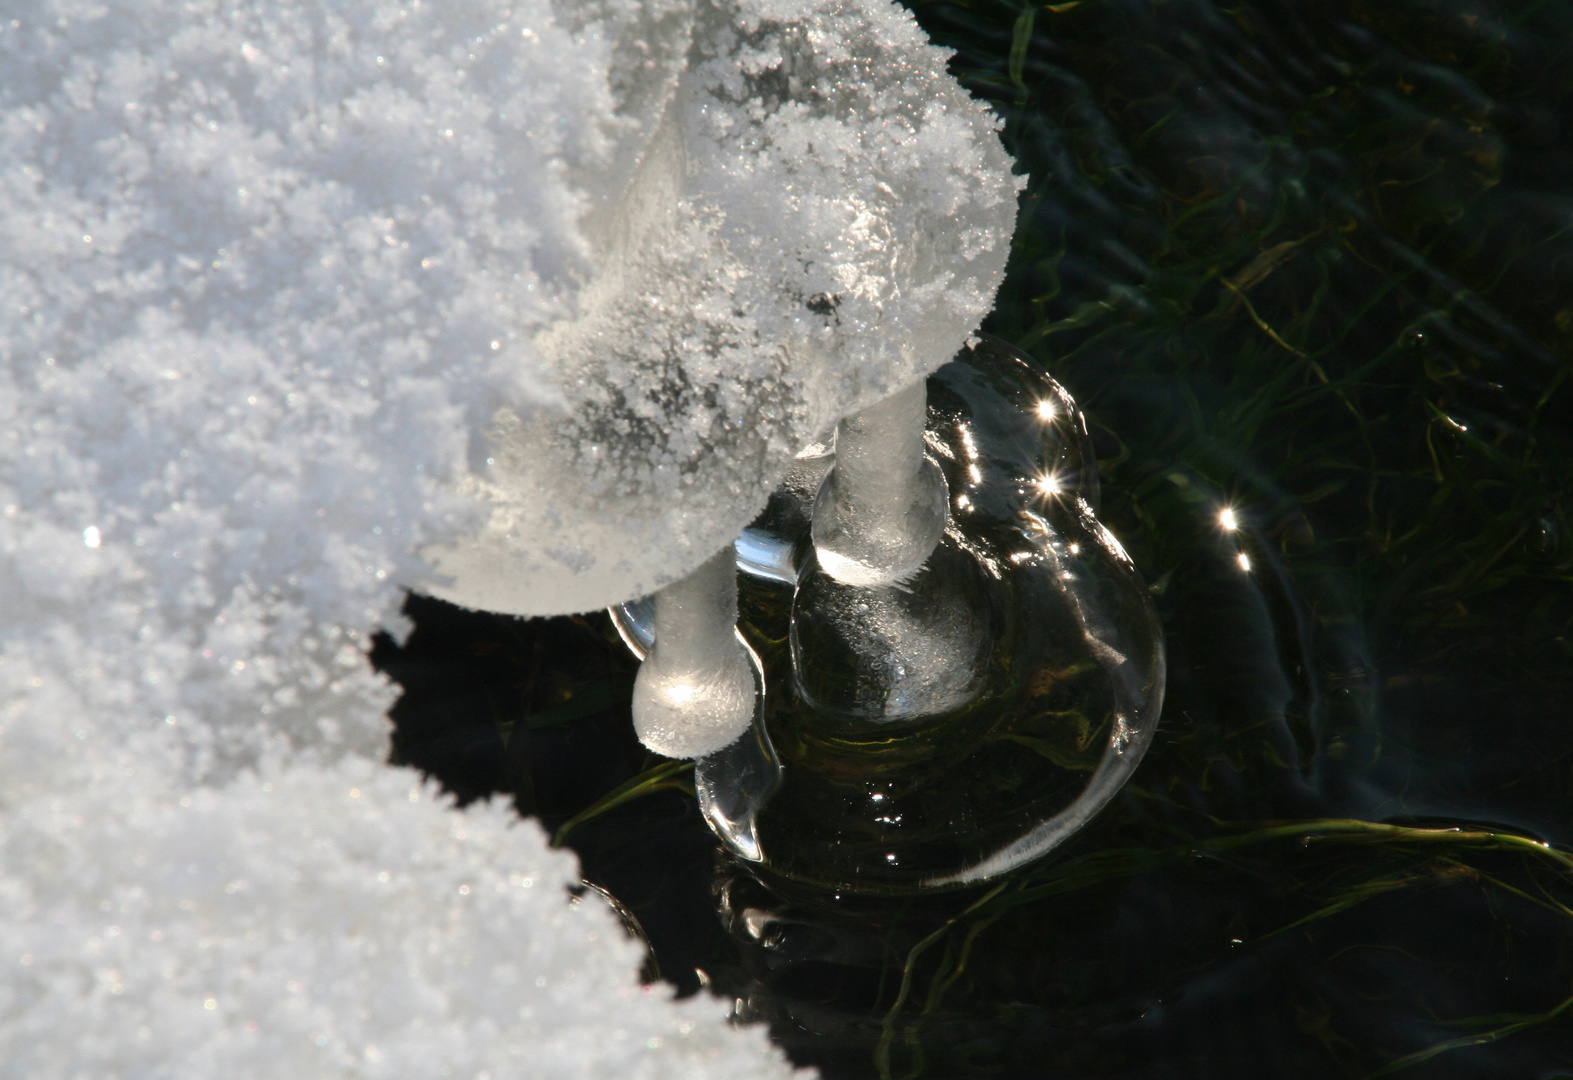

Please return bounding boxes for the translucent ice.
[655,339,1167,891]
[631,550,757,758]
[811,382,950,588]
[423,0,1020,768]
[793,534,994,721]
[426,0,1020,617]
[613,595,781,862]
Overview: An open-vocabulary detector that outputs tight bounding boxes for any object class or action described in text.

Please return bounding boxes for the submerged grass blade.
[1235,819,1573,873]
[551,759,694,848]
[993,818,1573,913]
[867,816,1573,1076]
[865,816,1573,1073]
[1366,989,1573,1078]
[1251,875,1423,943]
[876,880,1010,1080]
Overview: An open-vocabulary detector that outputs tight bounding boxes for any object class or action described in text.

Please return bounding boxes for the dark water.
[373,1,1573,1076]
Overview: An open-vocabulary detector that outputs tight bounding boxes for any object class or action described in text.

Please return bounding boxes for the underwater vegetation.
[374,0,1573,1076]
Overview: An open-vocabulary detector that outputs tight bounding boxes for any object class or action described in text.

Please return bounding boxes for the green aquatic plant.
[873,819,1573,1078]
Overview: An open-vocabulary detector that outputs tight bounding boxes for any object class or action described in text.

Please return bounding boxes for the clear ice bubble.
[617,337,1164,891]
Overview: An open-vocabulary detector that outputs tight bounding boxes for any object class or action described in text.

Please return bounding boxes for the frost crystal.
[429,0,1020,616]
[0,0,1014,1070]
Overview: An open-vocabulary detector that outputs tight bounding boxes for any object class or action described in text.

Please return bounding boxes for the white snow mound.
[0,760,795,1078]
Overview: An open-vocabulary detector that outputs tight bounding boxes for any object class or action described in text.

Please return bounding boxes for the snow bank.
[0,0,1014,1072]
[0,760,792,1078]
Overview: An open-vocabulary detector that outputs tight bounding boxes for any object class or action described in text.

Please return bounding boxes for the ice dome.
[0,0,1014,1070]
[427,0,1020,616]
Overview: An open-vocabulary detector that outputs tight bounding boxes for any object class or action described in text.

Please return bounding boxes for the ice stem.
[812,380,948,586]
[631,548,756,758]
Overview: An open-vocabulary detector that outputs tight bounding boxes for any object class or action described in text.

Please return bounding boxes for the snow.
[0,761,793,1078]
[0,0,1015,1072]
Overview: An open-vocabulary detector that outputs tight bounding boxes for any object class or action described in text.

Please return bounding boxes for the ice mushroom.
[422,0,1020,757]
[612,335,1169,890]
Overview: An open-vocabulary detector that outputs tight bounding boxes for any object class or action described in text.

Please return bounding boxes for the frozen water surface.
[0,0,1017,1070]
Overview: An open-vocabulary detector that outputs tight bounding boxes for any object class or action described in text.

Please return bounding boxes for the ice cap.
[424,0,1021,616]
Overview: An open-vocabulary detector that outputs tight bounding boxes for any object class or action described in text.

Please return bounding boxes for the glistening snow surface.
[0,0,1015,1071]
[0,761,796,1078]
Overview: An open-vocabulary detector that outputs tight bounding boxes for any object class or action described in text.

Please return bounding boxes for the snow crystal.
[0,0,1015,1070]
[0,760,796,1078]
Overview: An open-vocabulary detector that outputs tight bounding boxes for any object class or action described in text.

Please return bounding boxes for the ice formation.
[0,0,1048,1068]
[629,549,756,758]
[810,381,949,588]
[426,0,1020,616]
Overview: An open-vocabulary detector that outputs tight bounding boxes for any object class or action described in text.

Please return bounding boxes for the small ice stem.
[631,548,755,758]
[812,380,947,586]
[834,381,930,525]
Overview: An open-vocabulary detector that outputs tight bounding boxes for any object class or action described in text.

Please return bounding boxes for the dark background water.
[372,1,1573,1076]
